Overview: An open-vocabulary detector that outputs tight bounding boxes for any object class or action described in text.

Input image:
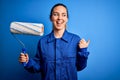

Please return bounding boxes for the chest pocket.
[62,43,77,59]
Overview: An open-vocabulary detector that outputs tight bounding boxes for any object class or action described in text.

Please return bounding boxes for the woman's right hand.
[19,53,29,63]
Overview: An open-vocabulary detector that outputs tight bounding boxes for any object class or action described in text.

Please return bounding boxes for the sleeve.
[76,38,90,71]
[24,40,42,73]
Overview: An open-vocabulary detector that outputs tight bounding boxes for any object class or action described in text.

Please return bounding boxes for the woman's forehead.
[53,6,67,13]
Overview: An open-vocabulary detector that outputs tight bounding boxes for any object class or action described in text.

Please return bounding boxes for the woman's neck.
[54,28,65,38]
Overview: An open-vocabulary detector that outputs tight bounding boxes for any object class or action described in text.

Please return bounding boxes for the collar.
[47,30,70,43]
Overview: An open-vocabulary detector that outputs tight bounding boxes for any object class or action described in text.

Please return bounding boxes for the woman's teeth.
[57,21,63,24]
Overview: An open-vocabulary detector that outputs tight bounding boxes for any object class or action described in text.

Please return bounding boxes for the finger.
[87,39,90,45]
[19,56,28,62]
[19,53,26,63]
[20,53,25,56]
[19,56,26,60]
[19,56,26,59]
[80,39,86,44]
[25,54,29,62]
[19,55,26,61]
[19,54,26,58]
[25,54,29,60]
[25,53,28,57]
[19,57,24,62]
[79,39,83,43]
[81,38,85,42]
[19,58,26,62]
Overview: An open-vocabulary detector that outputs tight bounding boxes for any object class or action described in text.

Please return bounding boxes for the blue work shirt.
[24,30,89,80]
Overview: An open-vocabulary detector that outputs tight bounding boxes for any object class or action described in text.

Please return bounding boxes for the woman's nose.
[58,15,62,19]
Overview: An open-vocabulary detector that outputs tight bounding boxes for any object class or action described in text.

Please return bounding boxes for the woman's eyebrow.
[62,13,67,14]
[52,11,67,14]
[52,12,58,14]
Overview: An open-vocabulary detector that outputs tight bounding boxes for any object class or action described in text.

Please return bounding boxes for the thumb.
[20,53,25,56]
[25,53,29,58]
[25,53,29,63]
[87,39,90,45]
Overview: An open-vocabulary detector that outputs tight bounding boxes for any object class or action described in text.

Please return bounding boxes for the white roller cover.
[10,22,44,36]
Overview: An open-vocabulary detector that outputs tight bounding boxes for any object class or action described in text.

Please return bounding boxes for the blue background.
[0,0,120,80]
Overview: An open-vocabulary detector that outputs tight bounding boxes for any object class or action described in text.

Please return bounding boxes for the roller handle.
[22,48,27,66]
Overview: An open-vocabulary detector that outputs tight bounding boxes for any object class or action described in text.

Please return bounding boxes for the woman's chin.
[55,27,65,30]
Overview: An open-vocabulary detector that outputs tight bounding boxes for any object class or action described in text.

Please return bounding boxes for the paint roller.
[10,21,44,66]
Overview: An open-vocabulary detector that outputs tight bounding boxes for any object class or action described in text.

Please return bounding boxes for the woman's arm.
[23,40,42,73]
[76,38,90,71]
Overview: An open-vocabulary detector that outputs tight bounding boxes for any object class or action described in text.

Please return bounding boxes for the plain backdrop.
[0,0,120,80]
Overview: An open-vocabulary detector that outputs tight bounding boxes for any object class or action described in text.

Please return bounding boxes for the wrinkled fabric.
[24,30,89,80]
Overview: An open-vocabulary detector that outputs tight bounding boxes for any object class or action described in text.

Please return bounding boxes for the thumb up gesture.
[79,38,90,48]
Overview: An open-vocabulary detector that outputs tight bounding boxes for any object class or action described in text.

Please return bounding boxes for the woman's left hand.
[79,38,90,48]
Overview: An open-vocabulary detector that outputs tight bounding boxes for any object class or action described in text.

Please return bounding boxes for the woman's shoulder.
[65,31,81,43]
[67,31,81,39]
[39,33,51,41]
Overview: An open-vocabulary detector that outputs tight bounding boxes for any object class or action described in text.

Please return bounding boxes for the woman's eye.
[53,13,58,16]
[63,14,67,17]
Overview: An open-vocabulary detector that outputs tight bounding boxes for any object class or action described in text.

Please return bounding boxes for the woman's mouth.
[56,20,64,25]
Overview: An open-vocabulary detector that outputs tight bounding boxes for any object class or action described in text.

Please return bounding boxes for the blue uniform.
[24,30,89,80]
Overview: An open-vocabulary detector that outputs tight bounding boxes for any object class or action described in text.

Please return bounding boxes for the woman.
[19,3,90,80]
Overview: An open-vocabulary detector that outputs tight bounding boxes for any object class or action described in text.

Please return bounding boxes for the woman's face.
[51,6,68,30]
